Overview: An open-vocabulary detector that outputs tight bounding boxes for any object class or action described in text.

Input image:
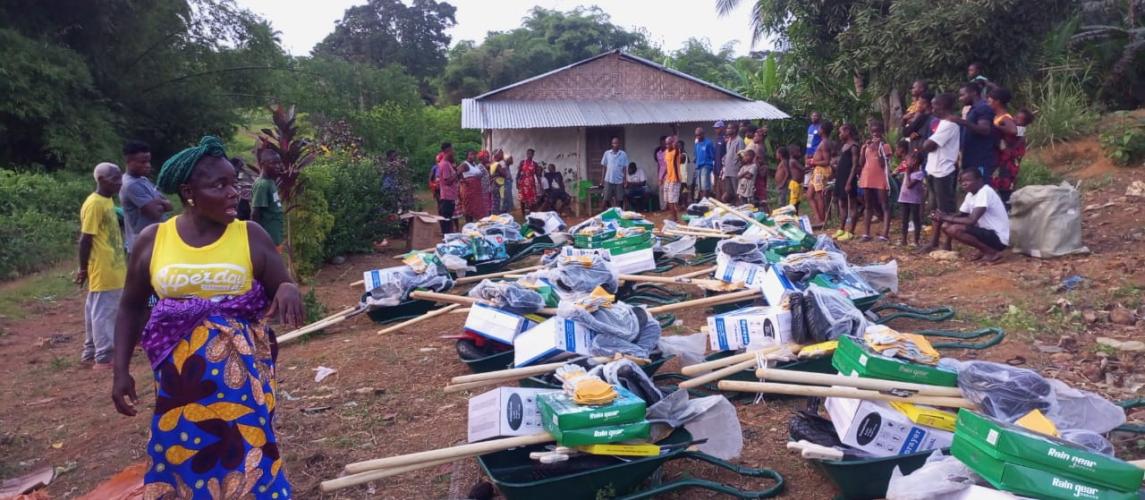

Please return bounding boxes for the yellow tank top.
[149,217,253,299]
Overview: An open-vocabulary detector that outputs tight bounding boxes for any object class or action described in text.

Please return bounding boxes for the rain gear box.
[832,335,959,387]
[537,386,647,431]
[953,410,1143,493]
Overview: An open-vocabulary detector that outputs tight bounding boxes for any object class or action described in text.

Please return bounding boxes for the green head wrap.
[157,135,229,194]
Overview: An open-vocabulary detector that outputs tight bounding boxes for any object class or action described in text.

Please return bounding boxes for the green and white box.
[825,396,953,457]
[954,409,1143,493]
[548,420,651,447]
[832,335,959,387]
[537,386,647,432]
[467,387,559,442]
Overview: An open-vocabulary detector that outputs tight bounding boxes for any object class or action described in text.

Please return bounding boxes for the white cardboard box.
[715,260,768,288]
[513,317,594,367]
[706,306,792,351]
[467,387,559,442]
[825,397,953,457]
[361,266,407,293]
[464,304,527,346]
[761,264,802,307]
[608,247,655,274]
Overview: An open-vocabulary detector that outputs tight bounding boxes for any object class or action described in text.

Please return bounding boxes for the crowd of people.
[432,63,1024,264]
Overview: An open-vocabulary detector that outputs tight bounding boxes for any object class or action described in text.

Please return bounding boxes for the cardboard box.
[888,401,957,432]
[715,259,767,288]
[832,335,959,387]
[825,397,953,457]
[467,387,560,442]
[513,317,594,367]
[608,246,655,274]
[810,269,880,305]
[401,211,447,251]
[538,386,646,431]
[761,264,803,307]
[954,409,1144,492]
[548,420,651,447]
[952,434,1137,500]
[361,266,408,293]
[464,304,528,346]
[706,306,791,351]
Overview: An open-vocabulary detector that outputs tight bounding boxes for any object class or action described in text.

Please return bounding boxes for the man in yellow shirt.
[75,162,127,369]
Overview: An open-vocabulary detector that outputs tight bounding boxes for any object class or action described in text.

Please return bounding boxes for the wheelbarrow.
[477,428,784,499]
[812,448,945,500]
[364,296,441,325]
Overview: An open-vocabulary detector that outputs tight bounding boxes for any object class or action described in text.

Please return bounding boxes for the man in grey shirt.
[722,127,744,203]
[600,137,629,209]
[119,140,172,253]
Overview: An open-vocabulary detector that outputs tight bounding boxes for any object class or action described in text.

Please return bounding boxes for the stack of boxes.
[572,209,656,275]
[537,386,650,446]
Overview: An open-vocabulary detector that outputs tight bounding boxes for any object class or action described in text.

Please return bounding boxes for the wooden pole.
[674,266,718,279]
[707,198,778,237]
[376,304,461,335]
[343,432,554,474]
[716,381,977,409]
[321,457,456,492]
[450,357,594,384]
[410,291,558,316]
[645,289,760,315]
[678,359,757,390]
[277,307,359,345]
[680,344,799,376]
[454,265,543,285]
[756,367,965,397]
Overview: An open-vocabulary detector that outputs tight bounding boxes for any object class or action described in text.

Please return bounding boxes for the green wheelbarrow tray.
[811,448,948,500]
[364,295,440,324]
[460,348,515,373]
[695,236,721,255]
[477,428,785,500]
[518,354,676,390]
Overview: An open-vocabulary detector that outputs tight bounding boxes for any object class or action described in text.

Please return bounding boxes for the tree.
[314,0,456,99]
[1073,0,1145,107]
[278,56,422,121]
[436,7,661,103]
[667,39,739,90]
[258,104,318,278]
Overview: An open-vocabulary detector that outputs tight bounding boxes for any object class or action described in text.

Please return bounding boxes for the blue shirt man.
[805,111,823,159]
[693,127,716,194]
[600,137,629,208]
[955,84,998,178]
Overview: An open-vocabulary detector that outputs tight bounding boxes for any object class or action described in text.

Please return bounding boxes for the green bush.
[0,169,91,217]
[1017,155,1061,187]
[1023,73,1100,147]
[286,170,335,277]
[1099,113,1145,167]
[350,104,481,179]
[0,211,75,280]
[309,153,408,259]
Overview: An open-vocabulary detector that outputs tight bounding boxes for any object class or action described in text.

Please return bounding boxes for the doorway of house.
[585,127,625,185]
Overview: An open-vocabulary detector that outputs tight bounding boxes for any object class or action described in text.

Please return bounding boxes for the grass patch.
[1017,154,1062,187]
[49,355,71,372]
[0,264,78,319]
[1110,284,1144,308]
[1083,173,1116,192]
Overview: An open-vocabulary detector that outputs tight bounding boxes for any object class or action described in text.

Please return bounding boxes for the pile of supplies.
[569,208,656,274]
[360,252,454,307]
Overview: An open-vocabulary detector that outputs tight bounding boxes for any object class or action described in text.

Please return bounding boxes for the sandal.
[877,236,890,243]
[860,234,872,242]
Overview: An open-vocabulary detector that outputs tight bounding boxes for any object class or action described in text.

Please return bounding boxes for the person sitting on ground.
[251,147,285,250]
[933,168,1010,263]
[623,162,648,211]
[541,163,570,214]
[77,162,126,369]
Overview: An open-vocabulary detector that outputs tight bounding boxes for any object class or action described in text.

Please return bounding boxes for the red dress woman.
[517,154,540,214]
[461,151,490,222]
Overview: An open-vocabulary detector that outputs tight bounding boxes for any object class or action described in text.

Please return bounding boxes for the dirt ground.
[1,143,1144,499]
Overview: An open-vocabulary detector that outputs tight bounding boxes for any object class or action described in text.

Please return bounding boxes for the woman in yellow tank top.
[111,136,302,499]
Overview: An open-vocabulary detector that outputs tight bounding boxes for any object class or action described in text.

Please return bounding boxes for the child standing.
[858,121,893,242]
[784,144,805,211]
[737,149,758,205]
[834,123,861,241]
[898,151,926,246]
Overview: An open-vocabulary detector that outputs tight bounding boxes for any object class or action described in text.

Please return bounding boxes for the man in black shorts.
[919,93,961,252]
[933,169,1010,263]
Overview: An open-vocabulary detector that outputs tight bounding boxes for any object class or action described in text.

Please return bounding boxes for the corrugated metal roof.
[471,50,751,102]
[461,99,790,129]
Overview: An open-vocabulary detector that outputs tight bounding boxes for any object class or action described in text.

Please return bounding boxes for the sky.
[235,0,767,57]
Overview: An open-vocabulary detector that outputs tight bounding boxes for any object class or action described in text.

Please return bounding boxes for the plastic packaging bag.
[886,451,981,500]
[658,332,709,367]
[716,238,766,265]
[660,236,696,258]
[360,261,453,307]
[601,358,663,404]
[804,285,867,341]
[647,390,743,460]
[584,306,661,359]
[1059,429,1115,456]
[1045,379,1126,434]
[550,252,619,299]
[467,279,545,314]
[939,359,1053,422]
[439,254,471,273]
[813,234,846,257]
[559,298,640,343]
[851,260,899,294]
[779,250,848,282]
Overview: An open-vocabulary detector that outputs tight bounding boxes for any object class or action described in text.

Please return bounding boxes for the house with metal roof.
[461,50,789,211]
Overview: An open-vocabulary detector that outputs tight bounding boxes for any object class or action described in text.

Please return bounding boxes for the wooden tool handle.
[678,358,757,389]
[277,307,358,345]
[321,456,456,492]
[410,291,558,316]
[646,289,760,315]
[707,198,773,232]
[716,381,976,409]
[755,367,964,397]
[377,304,461,335]
[674,266,718,279]
[455,265,544,285]
[343,432,554,474]
[680,344,785,376]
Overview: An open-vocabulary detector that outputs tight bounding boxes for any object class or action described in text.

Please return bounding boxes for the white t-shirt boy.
[959,184,1010,246]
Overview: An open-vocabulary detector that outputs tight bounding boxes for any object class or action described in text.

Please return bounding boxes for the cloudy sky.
[235,0,767,57]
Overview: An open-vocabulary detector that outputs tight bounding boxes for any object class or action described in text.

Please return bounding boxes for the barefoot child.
[784,144,805,212]
[834,123,861,241]
[898,151,926,246]
[737,149,758,205]
[858,121,893,242]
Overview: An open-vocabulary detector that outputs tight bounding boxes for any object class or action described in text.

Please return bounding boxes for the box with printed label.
[361,266,408,292]
[952,433,1136,500]
[954,409,1143,492]
[888,402,957,432]
[467,387,559,442]
[715,259,767,288]
[548,420,651,447]
[513,317,594,367]
[832,335,959,387]
[761,264,803,307]
[825,396,953,457]
[463,304,527,346]
[608,246,656,275]
[705,306,791,351]
[537,386,646,432]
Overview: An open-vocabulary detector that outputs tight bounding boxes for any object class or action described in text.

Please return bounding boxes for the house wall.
[485,121,715,210]
[494,53,731,102]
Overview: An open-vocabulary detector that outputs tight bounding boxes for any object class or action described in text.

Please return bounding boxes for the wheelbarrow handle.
[619,450,785,499]
[918,327,1005,350]
[651,373,720,399]
[869,303,956,325]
